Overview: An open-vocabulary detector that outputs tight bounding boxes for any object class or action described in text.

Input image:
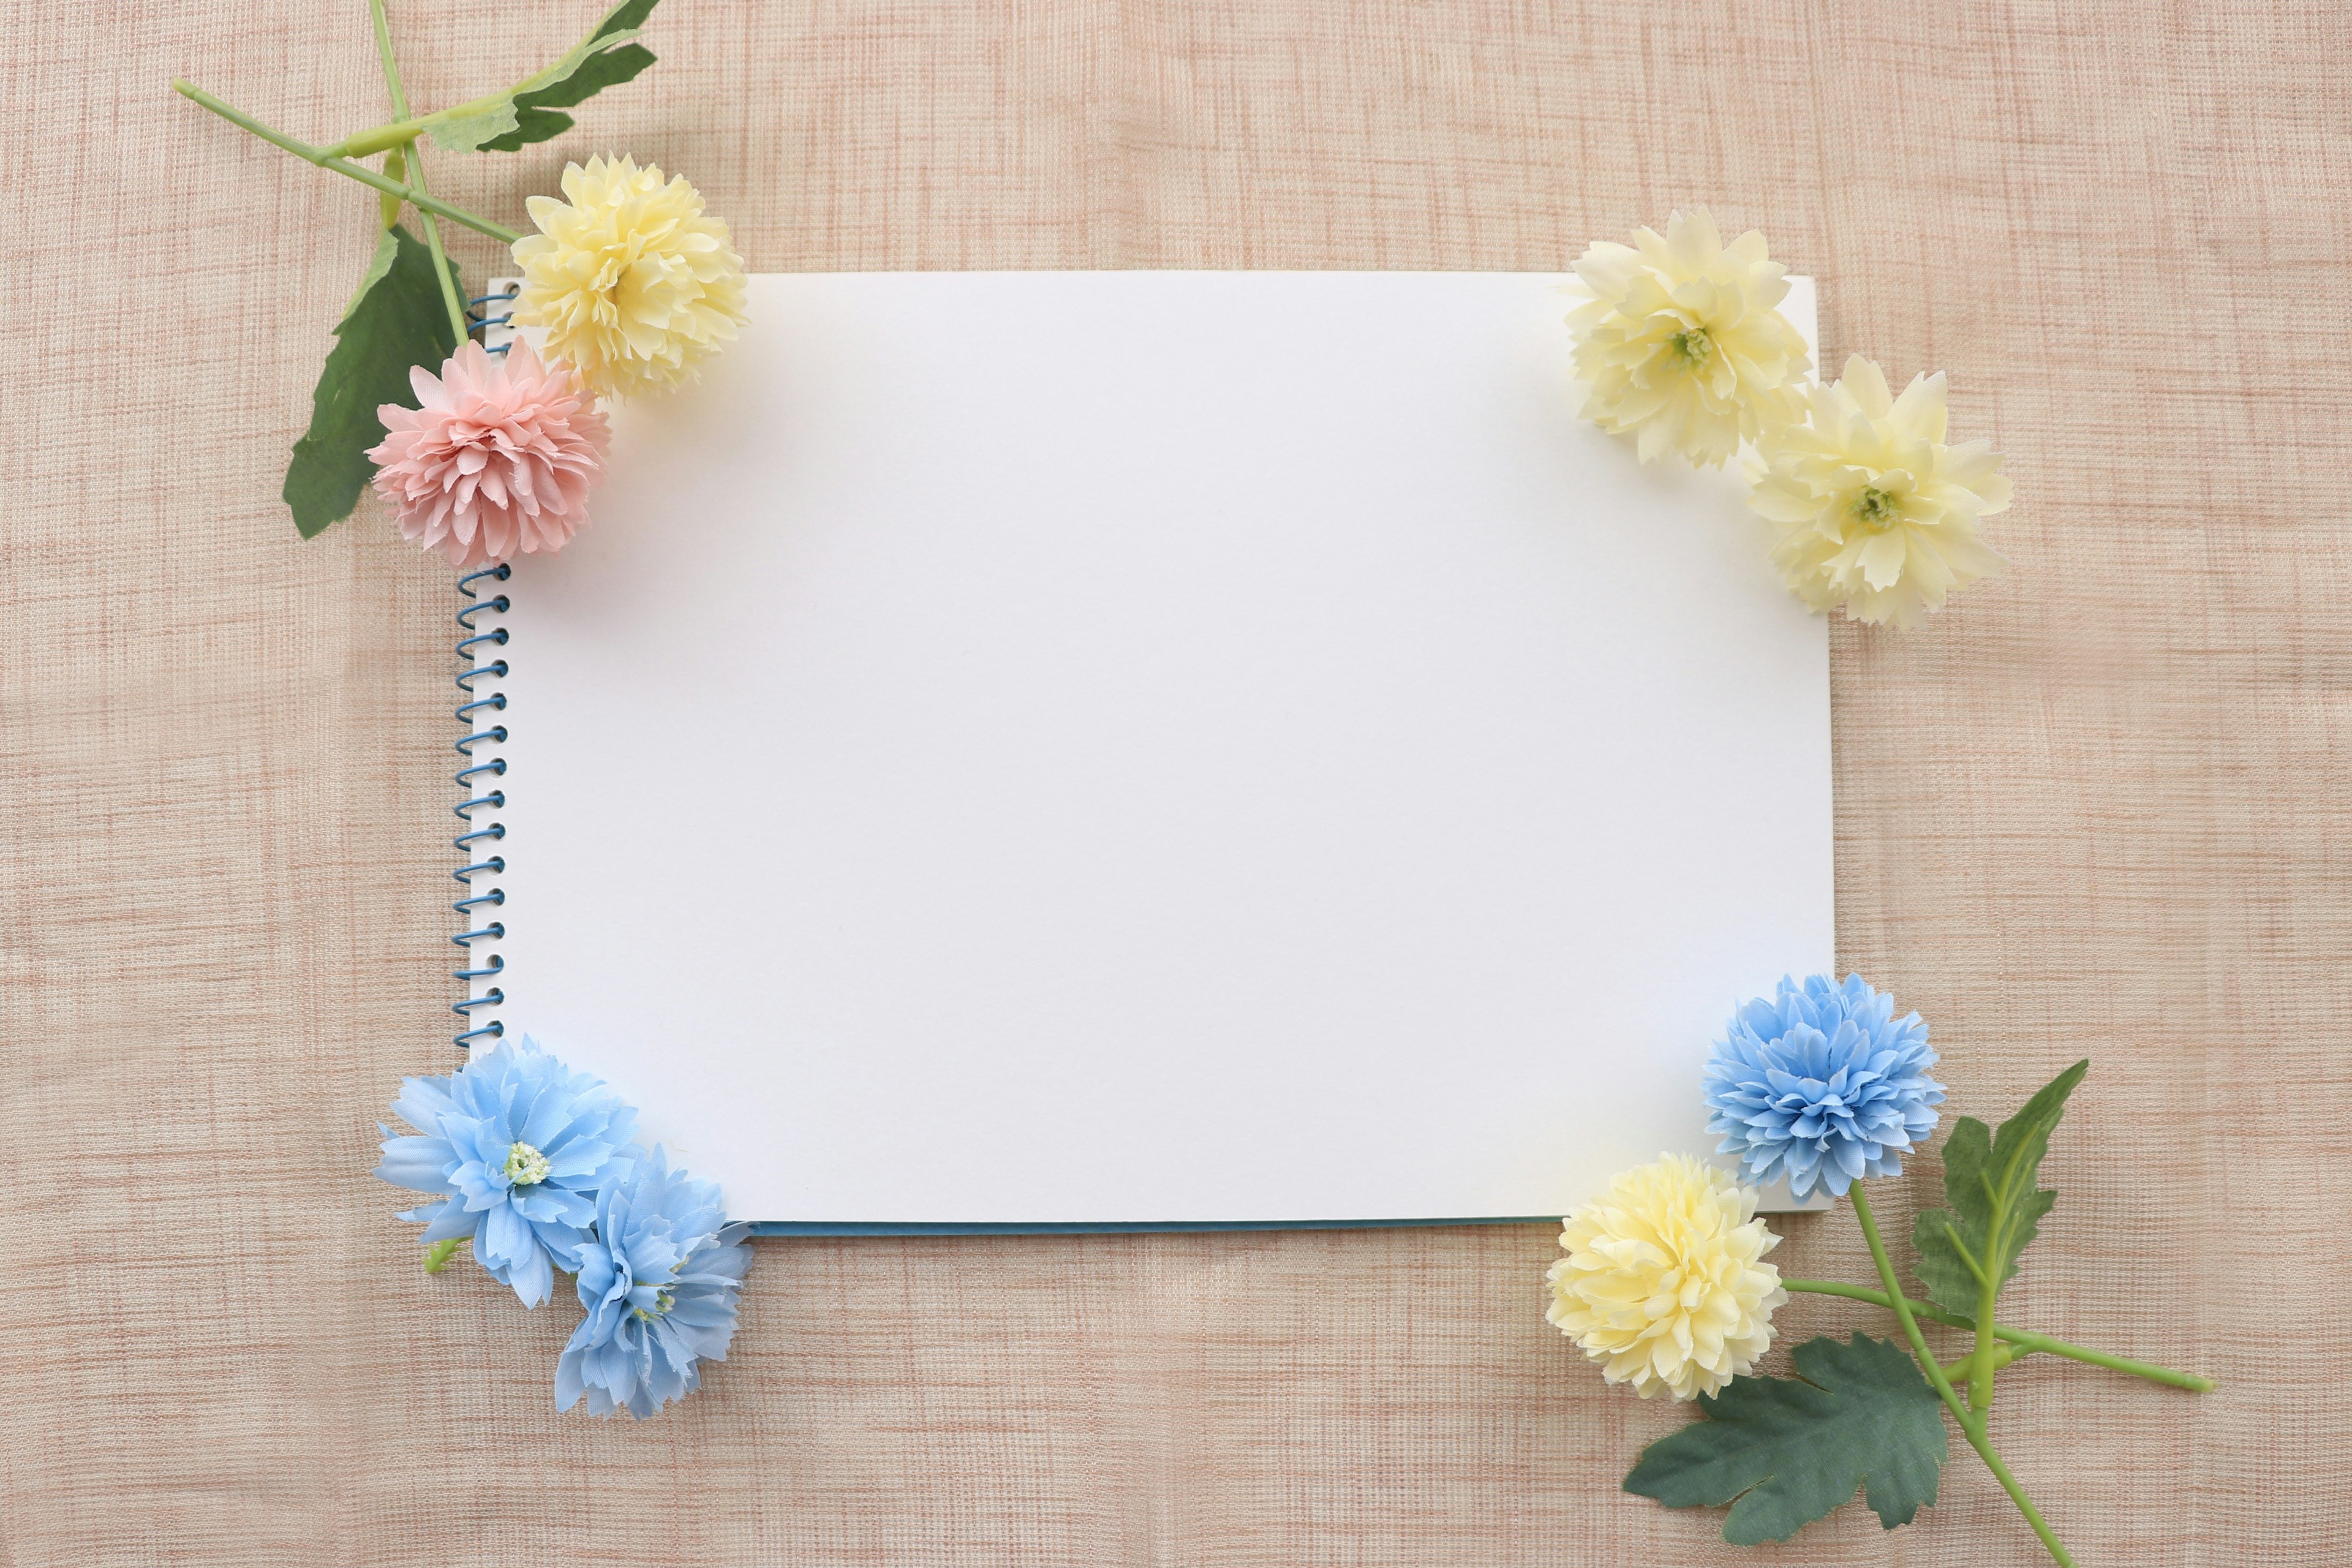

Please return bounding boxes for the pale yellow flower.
[511,156,749,399]
[1567,209,1810,467]
[1751,355,2011,628]
[1546,1154,1785,1401]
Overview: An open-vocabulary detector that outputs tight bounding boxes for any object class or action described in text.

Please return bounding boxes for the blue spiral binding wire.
[452,562,511,1050]
[445,288,523,1051]
[467,285,518,357]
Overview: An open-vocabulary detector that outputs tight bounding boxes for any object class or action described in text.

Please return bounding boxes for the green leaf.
[587,0,660,41]
[1912,1058,2089,1316]
[1624,1334,1948,1545]
[477,43,655,153]
[341,222,400,314]
[424,0,662,154]
[282,226,461,539]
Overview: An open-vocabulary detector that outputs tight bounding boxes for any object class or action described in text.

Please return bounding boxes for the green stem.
[1942,1341,2023,1382]
[171,79,522,244]
[1784,1280,2216,1392]
[379,146,407,229]
[1971,1255,2002,1413]
[368,0,468,345]
[321,22,608,160]
[329,121,427,160]
[322,83,511,160]
[1850,1185,2074,1568]
[423,1237,463,1273]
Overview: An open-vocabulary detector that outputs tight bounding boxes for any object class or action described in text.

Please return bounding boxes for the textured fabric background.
[4,1,2345,1562]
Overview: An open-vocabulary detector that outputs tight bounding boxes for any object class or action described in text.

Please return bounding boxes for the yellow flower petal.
[1546,1154,1785,1401]
[511,155,750,401]
[1752,355,2012,627]
[1566,209,1811,468]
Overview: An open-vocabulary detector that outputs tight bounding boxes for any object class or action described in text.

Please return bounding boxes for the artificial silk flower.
[1703,973,1945,1200]
[367,342,609,569]
[511,154,749,399]
[373,1037,638,1307]
[1751,355,2011,627]
[556,1147,752,1419]
[1548,1154,1786,1401]
[1567,208,1811,467]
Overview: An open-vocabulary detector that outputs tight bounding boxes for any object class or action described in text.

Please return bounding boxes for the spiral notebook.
[456,271,1830,1233]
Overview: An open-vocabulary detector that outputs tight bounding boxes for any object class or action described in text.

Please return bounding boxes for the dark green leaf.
[587,0,659,43]
[1912,1118,1999,1313]
[1624,1334,1948,1545]
[282,226,461,539]
[477,43,655,153]
[426,0,662,153]
[483,105,576,151]
[1912,1059,2089,1316]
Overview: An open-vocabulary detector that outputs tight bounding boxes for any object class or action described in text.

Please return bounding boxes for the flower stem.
[322,81,521,161]
[321,50,572,161]
[423,1237,463,1273]
[1849,1185,2075,1568]
[171,79,523,244]
[367,0,467,345]
[379,146,407,230]
[1942,1341,2022,1382]
[1972,1233,2002,1414]
[1782,1280,2215,1392]
[329,120,428,160]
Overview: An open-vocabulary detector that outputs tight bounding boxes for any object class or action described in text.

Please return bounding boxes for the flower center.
[1851,486,1902,532]
[1667,325,1713,365]
[502,1141,552,1187]
[632,1288,676,1322]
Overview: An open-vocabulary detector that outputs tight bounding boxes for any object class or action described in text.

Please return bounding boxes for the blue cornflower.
[556,1147,753,1419]
[1703,974,1945,1199]
[373,1038,638,1306]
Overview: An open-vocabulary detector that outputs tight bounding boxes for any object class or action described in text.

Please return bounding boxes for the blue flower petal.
[556,1146,752,1420]
[416,1200,479,1245]
[1703,974,1943,1199]
[502,1232,556,1308]
[371,1038,639,1310]
[388,1076,461,1136]
[372,1135,458,1193]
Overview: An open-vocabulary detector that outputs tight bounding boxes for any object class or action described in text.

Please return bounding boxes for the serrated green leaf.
[1911,1059,2089,1316]
[424,0,662,153]
[1624,1334,1947,1545]
[423,100,522,157]
[1912,1119,1998,1311]
[477,43,655,153]
[341,224,400,317]
[480,105,578,151]
[587,0,659,42]
[283,226,461,539]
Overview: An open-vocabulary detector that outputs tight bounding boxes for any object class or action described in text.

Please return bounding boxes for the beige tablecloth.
[6,1,2345,1562]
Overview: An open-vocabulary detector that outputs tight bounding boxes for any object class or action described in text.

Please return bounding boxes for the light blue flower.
[556,1147,752,1419]
[373,1038,638,1306]
[1703,974,1945,1199]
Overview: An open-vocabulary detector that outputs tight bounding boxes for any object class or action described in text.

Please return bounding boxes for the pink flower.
[368,342,611,569]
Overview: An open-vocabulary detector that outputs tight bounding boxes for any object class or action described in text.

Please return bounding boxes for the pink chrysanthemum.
[368,342,611,569]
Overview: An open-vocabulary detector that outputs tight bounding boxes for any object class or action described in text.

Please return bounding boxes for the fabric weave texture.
[2,0,2344,1562]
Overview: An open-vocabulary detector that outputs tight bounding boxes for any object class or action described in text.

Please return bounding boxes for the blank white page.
[486,271,1829,1226]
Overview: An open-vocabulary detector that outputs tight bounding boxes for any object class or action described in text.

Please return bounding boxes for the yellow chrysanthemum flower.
[511,155,749,399]
[1751,355,2011,628]
[1546,1154,1785,1401]
[1567,208,1811,467]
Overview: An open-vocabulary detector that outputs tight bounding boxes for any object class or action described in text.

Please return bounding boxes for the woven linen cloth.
[4,1,2346,1562]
